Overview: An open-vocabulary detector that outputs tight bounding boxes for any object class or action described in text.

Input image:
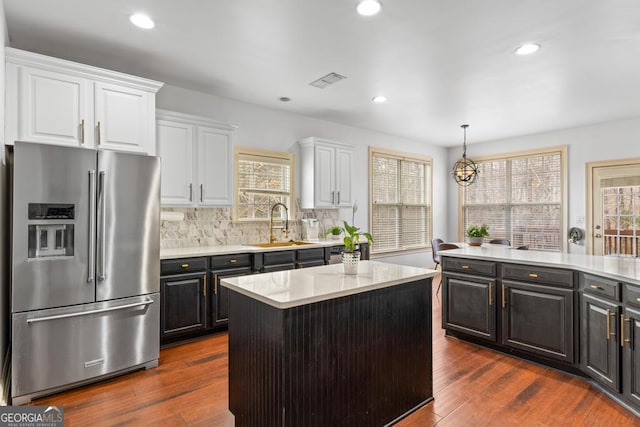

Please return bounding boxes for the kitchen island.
[221,261,437,426]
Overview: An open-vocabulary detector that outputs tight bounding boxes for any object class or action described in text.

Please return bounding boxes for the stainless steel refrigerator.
[7,142,161,404]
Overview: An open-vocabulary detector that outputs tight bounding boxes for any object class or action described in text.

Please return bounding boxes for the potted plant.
[341,221,373,275]
[466,224,489,246]
[325,225,343,240]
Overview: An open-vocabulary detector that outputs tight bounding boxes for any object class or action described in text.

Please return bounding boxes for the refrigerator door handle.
[88,170,96,282]
[97,171,107,282]
[26,299,155,324]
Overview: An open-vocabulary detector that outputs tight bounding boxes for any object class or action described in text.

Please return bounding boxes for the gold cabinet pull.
[590,285,604,290]
[189,183,193,202]
[501,284,507,308]
[200,184,204,202]
[97,121,101,145]
[529,273,538,278]
[230,259,237,264]
[181,263,189,268]
[214,273,218,294]
[81,119,85,144]
[637,297,640,303]
[203,274,207,297]
[461,265,470,269]
[488,283,493,306]
[606,310,616,340]
[622,315,631,347]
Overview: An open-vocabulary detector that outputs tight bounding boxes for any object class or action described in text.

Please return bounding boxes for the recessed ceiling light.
[515,43,540,55]
[130,13,155,29]
[356,0,382,16]
[372,95,387,103]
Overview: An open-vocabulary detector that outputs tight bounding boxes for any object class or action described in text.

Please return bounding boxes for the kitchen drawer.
[582,273,621,301]
[442,257,496,277]
[161,257,208,275]
[211,253,252,270]
[262,250,296,266]
[624,283,640,308]
[502,264,574,288]
[297,247,326,263]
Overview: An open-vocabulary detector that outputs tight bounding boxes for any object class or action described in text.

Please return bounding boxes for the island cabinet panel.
[501,281,574,363]
[623,306,640,407]
[442,273,497,342]
[228,279,433,427]
[581,293,621,393]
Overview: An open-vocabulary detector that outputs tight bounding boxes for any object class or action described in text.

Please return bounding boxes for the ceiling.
[4,0,640,146]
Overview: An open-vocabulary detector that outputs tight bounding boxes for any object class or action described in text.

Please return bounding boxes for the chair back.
[489,239,511,245]
[431,238,444,265]
[437,243,460,252]
[515,245,529,250]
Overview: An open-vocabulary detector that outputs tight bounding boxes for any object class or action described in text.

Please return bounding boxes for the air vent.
[309,72,347,89]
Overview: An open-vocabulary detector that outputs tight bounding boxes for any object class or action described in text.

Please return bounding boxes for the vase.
[467,237,484,246]
[342,251,361,275]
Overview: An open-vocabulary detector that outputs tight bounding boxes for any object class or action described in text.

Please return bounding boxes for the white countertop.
[220,261,438,309]
[160,240,344,260]
[439,245,640,286]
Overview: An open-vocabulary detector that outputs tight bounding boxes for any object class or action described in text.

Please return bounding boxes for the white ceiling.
[4,0,640,146]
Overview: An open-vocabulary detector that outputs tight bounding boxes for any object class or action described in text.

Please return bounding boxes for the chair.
[431,238,444,270]
[515,245,529,250]
[435,243,459,296]
[489,239,511,245]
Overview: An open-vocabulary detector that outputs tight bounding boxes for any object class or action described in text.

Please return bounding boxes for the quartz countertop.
[160,240,345,260]
[439,246,640,286]
[220,261,437,309]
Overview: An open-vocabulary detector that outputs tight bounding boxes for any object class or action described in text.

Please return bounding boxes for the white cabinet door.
[19,66,92,147]
[95,82,151,153]
[196,126,233,206]
[335,147,353,207]
[157,120,194,205]
[314,144,336,207]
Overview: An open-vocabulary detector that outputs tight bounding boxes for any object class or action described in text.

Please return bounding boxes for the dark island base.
[228,279,433,427]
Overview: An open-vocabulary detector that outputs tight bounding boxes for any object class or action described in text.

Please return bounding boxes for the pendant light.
[452,124,479,186]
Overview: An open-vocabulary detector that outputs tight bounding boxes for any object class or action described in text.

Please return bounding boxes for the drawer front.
[297,248,326,262]
[263,250,296,266]
[211,253,252,269]
[161,257,208,275]
[624,283,640,308]
[442,257,496,277]
[502,264,574,288]
[583,274,621,301]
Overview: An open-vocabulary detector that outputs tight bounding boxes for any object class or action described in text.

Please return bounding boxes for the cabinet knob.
[230,259,237,264]
[181,263,189,268]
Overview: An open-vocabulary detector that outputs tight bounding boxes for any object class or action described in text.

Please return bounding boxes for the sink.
[246,241,314,248]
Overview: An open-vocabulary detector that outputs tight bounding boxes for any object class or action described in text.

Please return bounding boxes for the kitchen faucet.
[269,202,290,243]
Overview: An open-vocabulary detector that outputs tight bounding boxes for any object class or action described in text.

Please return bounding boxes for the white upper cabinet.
[5,48,163,154]
[298,137,354,209]
[156,109,237,207]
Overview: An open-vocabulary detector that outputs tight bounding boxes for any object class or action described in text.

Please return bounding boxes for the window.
[461,146,567,251]
[234,147,294,221]
[369,148,432,254]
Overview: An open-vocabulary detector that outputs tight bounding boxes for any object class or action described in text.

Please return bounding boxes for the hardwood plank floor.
[33,275,640,426]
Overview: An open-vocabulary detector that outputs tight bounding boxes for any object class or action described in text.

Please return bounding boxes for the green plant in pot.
[466,224,489,246]
[325,225,343,240]
[341,221,373,275]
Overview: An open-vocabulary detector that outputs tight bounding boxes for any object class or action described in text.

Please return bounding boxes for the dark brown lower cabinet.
[442,273,497,342]
[623,306,640,407]
[581,293,621,393]
[161,272,208,340]
[501,280,574,363]
[212,267,253,327]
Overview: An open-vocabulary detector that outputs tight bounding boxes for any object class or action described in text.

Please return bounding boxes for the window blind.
[235,150,293,221]
[370,149,432,253]
[462,150,563,251]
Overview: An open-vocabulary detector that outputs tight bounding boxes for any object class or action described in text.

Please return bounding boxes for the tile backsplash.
[160,207,342,249]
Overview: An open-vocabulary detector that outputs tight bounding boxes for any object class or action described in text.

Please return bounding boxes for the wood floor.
[33,276,640,426]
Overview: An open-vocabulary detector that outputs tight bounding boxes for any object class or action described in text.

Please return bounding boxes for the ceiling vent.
[309,72,347,89]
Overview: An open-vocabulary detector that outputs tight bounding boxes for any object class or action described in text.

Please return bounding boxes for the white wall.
[446,116,640,253]
[157,84,449,267]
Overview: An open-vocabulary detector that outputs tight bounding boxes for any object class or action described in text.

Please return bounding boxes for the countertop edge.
[160,240,345,259]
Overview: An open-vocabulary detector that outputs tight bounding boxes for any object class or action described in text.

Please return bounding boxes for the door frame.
[585,157,640,255]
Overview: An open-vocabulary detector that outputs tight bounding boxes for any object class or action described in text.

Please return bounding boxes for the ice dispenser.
[27,203,75,258]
